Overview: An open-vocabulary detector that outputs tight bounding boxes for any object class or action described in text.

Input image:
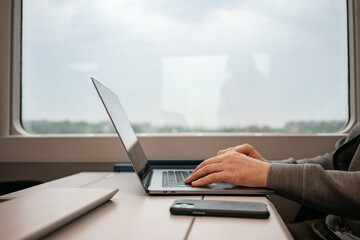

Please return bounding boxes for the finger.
[191,156,224,176]
[185,162,223,184]
[234,144,253,156]
[185,162,222,183]
[217,147,234,155]
[191,172,225,187]
[234,144,264,161]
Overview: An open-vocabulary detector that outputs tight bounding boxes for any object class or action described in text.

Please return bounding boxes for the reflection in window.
[22,0,348,134]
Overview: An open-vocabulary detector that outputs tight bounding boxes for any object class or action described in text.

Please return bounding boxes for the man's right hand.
[184,150,270,187]
[217,143,267,162]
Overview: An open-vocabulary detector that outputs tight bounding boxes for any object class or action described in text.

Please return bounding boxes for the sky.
[21,0,349,129]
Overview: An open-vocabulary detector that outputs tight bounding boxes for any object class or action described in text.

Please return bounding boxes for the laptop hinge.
[143,167,153,191]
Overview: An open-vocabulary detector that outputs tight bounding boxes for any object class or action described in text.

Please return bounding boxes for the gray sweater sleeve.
[271,135,348,169]
[272,153,334,170]
[267,163,360,220]
[267,125,360,219]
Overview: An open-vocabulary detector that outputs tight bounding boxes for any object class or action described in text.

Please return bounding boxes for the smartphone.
[170,199,270,219]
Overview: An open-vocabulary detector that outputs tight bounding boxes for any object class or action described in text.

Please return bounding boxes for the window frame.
[0,0,359,163]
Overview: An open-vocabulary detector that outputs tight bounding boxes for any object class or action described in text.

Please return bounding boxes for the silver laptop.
[0,188,118,240]
[92,77,274,195]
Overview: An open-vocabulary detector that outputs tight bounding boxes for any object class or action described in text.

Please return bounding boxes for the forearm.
[270,152,334,170]
[267,163,360,220]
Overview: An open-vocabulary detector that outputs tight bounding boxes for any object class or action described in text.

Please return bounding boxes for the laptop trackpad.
[205,182,236,189]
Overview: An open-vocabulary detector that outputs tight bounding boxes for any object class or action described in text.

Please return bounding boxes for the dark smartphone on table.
[170,199,270,219]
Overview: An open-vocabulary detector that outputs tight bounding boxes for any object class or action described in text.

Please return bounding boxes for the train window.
[21,0,349,134]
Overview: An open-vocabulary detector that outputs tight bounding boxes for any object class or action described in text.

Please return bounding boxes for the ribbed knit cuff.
[267,163,305,202]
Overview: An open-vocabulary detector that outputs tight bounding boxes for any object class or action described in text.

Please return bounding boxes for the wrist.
[261,162,270,187]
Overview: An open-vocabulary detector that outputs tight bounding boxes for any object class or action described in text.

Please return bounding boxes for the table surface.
[0,172,293,240]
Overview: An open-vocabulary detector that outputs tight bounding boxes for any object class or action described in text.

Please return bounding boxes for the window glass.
[22,0,349,134]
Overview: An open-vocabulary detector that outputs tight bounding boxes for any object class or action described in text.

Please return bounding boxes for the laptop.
[92,77,274,195]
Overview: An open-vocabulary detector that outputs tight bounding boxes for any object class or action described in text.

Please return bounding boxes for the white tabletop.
[188,196,293,240]
[0,172,293,240]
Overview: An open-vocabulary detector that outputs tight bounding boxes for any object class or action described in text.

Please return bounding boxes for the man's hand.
[217,143,267,162]
[184,150,270,188]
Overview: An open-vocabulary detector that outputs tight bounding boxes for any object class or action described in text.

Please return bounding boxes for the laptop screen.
[92,78,150,183]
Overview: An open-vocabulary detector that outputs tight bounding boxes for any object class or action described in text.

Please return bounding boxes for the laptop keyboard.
[162,170,192,187]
